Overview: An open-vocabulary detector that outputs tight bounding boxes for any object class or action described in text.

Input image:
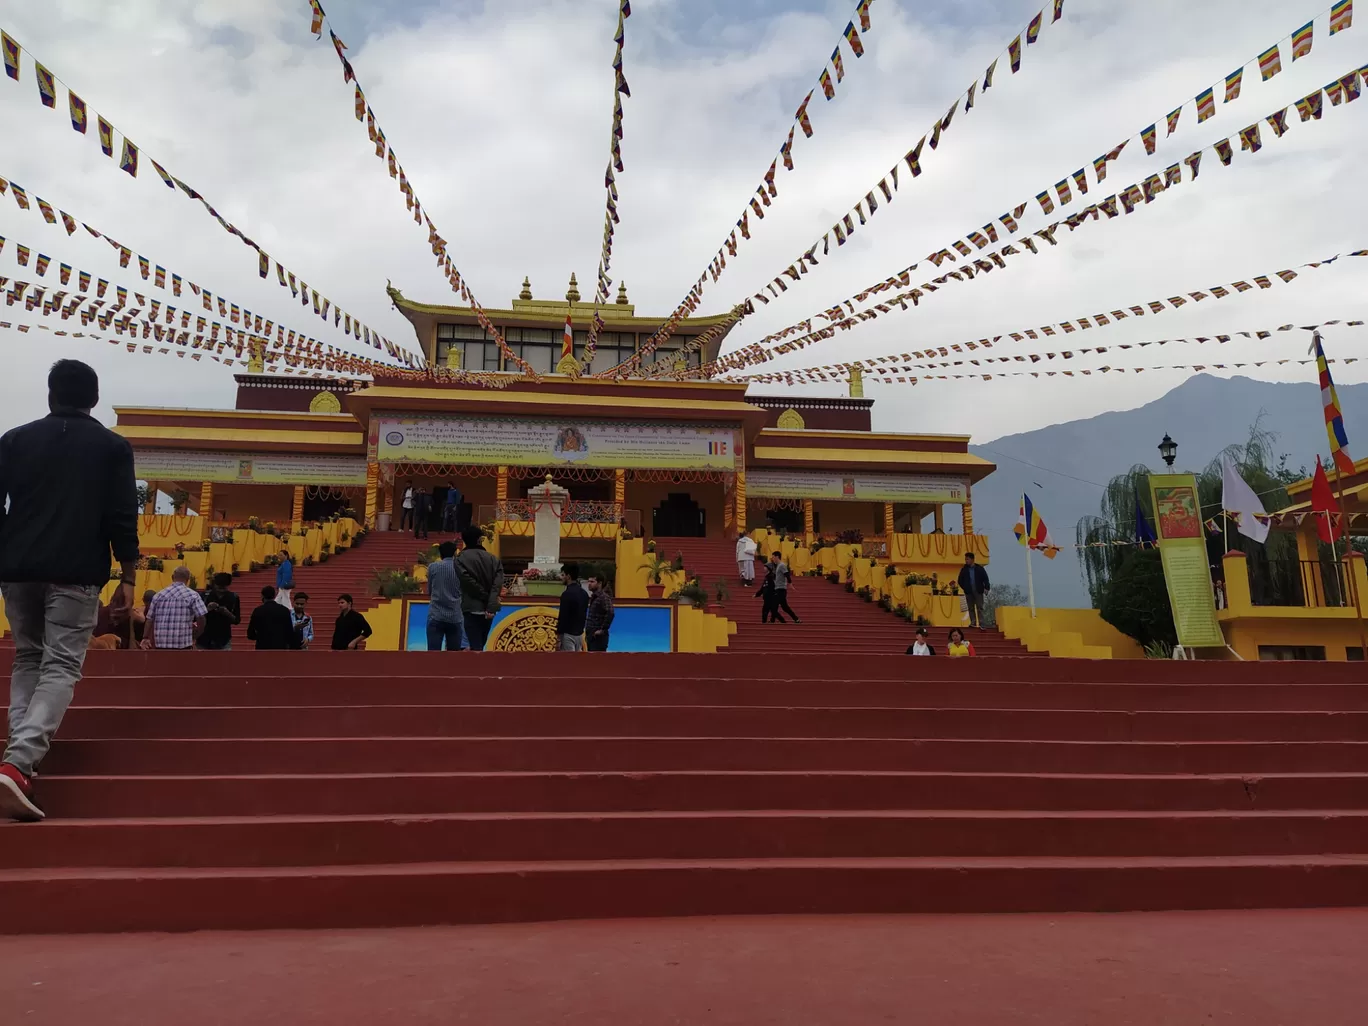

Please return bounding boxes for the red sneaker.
[0,763,44,822]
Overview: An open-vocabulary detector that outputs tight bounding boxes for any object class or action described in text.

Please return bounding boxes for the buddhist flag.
[1311,457,1343,543]
[34,61,56,107]
[1196,87,1216,122]
[1141,123,1157,154]
[795,90,814,137]
[562,313,574,361]
[857,0,873,31]
[844,21,865,56]
[1311,332,1355,476]
[1292,20,1314,58]
[1015,493,1059,557]
[1,31,19,81]
[1036,190,1054,214]
[1258,44,1281,81]
[1224,67,1243,102]
[830,46,845,83]
[819,68,835,99]
[1330,0,1353,35]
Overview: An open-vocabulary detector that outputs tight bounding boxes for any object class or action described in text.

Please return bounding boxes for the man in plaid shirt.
[142,566,207,650]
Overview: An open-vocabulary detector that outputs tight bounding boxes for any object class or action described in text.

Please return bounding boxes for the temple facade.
[114,278,996,577]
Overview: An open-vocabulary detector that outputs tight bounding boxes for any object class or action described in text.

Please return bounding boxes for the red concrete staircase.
[1,650,1365,933]
[661,536,1036,656]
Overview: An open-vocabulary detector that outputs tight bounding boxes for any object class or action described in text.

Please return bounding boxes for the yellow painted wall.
[362,598,405,651]
[137,514,206,552]
[1216,552,1368,661]
[811,500,882,537]
[677,605,737,653]
[998,606,1143,660]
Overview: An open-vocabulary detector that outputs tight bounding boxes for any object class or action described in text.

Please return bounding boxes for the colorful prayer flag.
[1,31,19,81]
[1239,123,1262,152]
[1055,178,1072,205]
[843,21,865,57]
[97,116,113,157]
[1184,150,1203,179]
[830,47,845,83]
[1141,123,1157,154]
[819,69,835,100]
[1009,35,1022,73]
[1291,20,1314,58]
[1027,11,1043,43]
[857,0,872,32]
[1330,0,1353,35]
[119,138,139,177]
[1267,108,1289,137]
[905,136,924,177]
[1072,167,1089,195]
[1214,139,1234,165]
[1036,190,1054,214]
[34,61,56,107]
[1053,0,1065,22]
[983,58,998,90]
[1224,67,1243,102]
[1312,332,1355,475]
[795,90,814,137]
[1165,107,1182,136]
[1311,457,1343,543]
[1296,89,1324,120]
[1196,87,1216,122]
[68,91,87,133]
[1257,44,1281,81]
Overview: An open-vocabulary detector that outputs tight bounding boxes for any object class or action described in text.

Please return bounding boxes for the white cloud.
[0,0,1363,443]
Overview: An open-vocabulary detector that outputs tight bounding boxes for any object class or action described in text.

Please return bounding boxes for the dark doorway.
[764,508,804,535]
[652,493,705,538]
[302,492,349,522]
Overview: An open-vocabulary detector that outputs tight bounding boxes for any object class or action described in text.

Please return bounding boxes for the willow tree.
[1076,422,1304,643]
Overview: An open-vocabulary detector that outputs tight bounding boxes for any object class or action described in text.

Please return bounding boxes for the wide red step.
[41,737,1368,776]
[4,856,1367,933]
[7,810,1366,870]
[65,677,1368,711]
[26,771,1368,819]
[53,704,1368,742]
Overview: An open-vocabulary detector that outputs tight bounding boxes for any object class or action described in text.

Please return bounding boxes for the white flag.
[1221,453,1269,544]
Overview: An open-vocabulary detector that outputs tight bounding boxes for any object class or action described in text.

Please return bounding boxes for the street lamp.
[1158,433,1178,468]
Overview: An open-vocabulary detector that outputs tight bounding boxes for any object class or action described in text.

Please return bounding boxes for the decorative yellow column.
[803,500,814,544]
[198,481,214,521]
[496,466,510,503]
[963,486,974,535]
[735,471,746,533]
[363,462,379,529]
[291,485,305,533]
[934,504,944,533]
[883,503,895,539]
[614,468,626,506]
[381,475,393,523]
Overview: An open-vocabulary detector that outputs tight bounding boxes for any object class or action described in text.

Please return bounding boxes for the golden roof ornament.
[849,366,864,399]
[616,282,629,305]
[565,273,581,304]
[519,276,533,301]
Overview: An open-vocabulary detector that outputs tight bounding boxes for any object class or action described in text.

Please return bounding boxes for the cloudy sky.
[0,0,1363,445]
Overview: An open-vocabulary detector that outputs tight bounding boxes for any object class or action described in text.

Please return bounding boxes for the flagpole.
[1025,541,1036,618]
[1331,465,1367,658]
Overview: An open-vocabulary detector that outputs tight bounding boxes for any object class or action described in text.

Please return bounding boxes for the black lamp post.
[1158,433,1178,468]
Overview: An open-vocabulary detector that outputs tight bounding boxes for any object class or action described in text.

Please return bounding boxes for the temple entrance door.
[652,493,705,538]
[764,507,804,535]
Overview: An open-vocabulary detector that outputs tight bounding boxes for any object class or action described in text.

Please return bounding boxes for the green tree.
[1076,420,1305,643]
[983,584,1028,627]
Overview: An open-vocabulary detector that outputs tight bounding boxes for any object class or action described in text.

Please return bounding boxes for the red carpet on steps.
[0,649,1365,933]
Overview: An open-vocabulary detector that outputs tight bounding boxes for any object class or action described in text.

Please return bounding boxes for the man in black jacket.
[957,552,991,630]
[199,572,241,651]
[246,586,295,651]
[0,360,140,821]
[556,563,589,651]
[331,594,373,650]
[457,525,504,651]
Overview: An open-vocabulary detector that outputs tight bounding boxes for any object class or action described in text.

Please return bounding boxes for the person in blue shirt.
[426,540,468,651]
[275,555,294,607]
[442,483,463,533]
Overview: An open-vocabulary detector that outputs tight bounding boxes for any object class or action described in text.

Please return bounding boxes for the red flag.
[1311,456,1342,543]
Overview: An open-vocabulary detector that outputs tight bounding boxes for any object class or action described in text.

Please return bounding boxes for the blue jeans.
[427,617,468,651]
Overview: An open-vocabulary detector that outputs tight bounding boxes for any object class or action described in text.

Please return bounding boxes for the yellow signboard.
[375,415,736,471]
[133,450,367,486]
[1148,473,1225,648]
[747,469,969,504]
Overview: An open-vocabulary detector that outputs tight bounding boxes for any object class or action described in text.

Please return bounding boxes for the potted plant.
[146,556,164,571]
[826,571,841,584]
[522,566,563,597]
[709,578,731,611]
[369,569,423,599]
[676,580,708,607]
[170,488,190,515]
[884,563,898,578]
[640,553,674,599]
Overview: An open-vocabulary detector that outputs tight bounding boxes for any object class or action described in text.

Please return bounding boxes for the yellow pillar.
[1222,551,1252,613]
[963,485,974,535]
[497,465,510,504]
[363,462,379,529]
[198,481,214,521]
[883,502,895,538]
[803,499,814,544]
[291,485,305,533]
[735,471,746,533]
[614,468,626,506]
[934,504,944,533]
